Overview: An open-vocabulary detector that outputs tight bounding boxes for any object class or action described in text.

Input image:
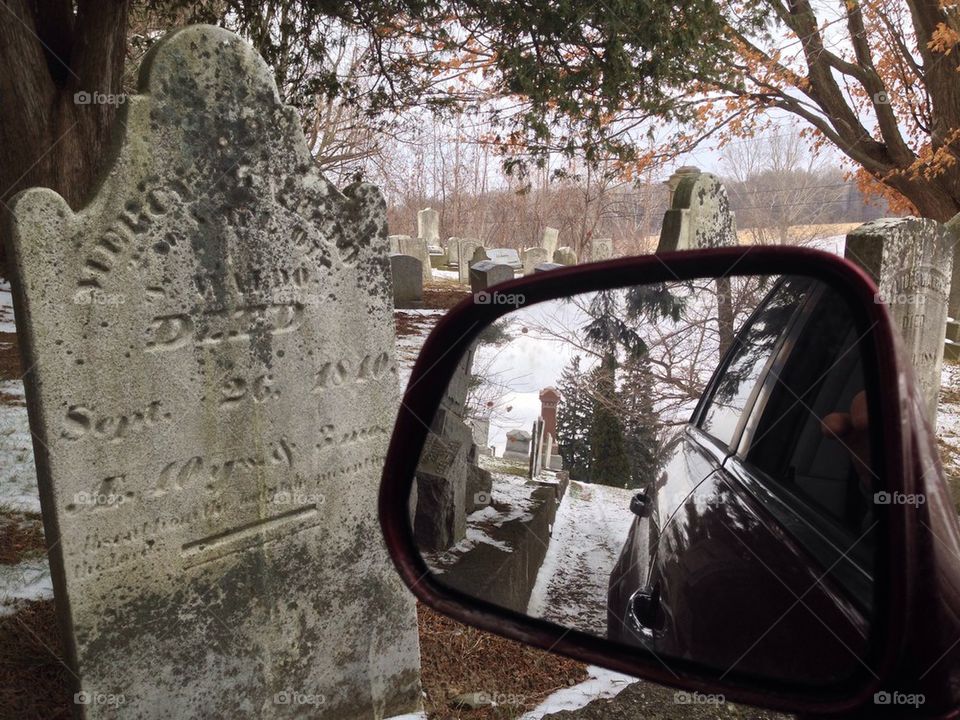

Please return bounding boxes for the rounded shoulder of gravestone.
[8,24,390,282]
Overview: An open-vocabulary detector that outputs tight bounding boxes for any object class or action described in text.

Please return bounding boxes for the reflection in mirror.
[410,275,878,687]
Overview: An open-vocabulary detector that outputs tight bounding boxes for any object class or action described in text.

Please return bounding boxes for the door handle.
[630,490,652,518]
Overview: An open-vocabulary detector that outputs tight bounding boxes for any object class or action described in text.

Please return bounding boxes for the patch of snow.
[0,280,15,333]
[386,712,428,720]
[431,269,460,281]
[0,382,39,513]
[527,480,637,635]
[0,556,53,616]
[519,665,634,718]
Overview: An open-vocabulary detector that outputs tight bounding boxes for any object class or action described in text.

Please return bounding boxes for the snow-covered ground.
[519,665,634,718]
[0,280,15,333]
[527,479,637,636]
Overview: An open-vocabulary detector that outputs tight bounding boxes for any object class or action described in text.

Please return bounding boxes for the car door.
[607,276,811,646]
[647,280,872,686]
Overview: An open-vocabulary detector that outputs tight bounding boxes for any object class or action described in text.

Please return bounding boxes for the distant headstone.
[523,248,550,274]
[657,168,737,252]
[398,236,433,283]
[553,247,577,265]
[457,239,481,284]
[656,167,737,355]
[418,207,440,244]
[389,234,409,254]
[534,262,565,273]
[5,26,420,718]
[469,260,513,295]
[447,237,462,267]
[487,248,522,270]
[589,238,613,262]
[846,217,954,422]
[391,254,424,308]
[469,418,491,455]
[529,418,544,479]
[541,227,560,257]
[503,429,532,461]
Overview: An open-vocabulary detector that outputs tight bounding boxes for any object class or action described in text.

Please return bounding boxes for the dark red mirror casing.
[378,247,958,717]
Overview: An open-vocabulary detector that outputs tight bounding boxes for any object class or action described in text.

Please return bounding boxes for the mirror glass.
[410,274,879,687]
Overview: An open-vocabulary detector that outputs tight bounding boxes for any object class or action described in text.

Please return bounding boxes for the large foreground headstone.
[391,254,424,309]
[6,25,420,719]
[846,217,954,422]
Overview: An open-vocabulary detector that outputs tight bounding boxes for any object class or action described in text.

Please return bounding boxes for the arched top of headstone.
[657,170,737,251]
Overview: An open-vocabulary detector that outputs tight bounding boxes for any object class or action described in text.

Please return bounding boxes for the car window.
[698,279,809,447]
[746,286,872,541]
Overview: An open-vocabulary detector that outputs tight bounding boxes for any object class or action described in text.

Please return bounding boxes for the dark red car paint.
[378,247,960,718]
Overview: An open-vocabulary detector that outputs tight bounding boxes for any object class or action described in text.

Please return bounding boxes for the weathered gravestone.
[541,227,560,258]
[388,234,409,255]
[390,254,424,309]
[6,26,420,719]
[398,236,433,283]
[656,167,738,356]
[470,261,514,295]
[457,240,482,284]
[523,248,550,275]
[446,237,462,268]
[589,238,613,262]
[846,218,954,423]
[553,247,577,265]
[417,207,440,244]
[487,248,522,271]
[502,430,532,461]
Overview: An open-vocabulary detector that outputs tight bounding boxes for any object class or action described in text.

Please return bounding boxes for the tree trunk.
[0,0,130,278]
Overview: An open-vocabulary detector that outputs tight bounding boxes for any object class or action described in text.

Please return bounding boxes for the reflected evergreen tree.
[620,353,667,489]
[589,354,632,487]
[555,356,592,481]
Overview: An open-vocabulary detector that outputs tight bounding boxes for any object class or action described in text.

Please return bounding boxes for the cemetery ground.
[1,270,958,719]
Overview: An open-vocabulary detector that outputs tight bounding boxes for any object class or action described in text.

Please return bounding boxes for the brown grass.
[0,600,72,720]
[0,332,21,383]
[0,511,45,565]
[418,604,588,719]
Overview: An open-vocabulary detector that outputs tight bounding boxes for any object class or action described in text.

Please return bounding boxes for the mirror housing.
[379,247,959,717]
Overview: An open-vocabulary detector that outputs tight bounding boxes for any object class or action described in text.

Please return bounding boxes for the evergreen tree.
[588,354,632,487]
[620,353,667,489]
[555,356,593,482]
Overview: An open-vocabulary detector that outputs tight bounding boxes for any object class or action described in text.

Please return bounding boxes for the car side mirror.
[379,247,953,717]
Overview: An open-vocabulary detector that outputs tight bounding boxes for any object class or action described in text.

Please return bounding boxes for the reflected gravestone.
[846,217,954,423]
[5,26,420,719]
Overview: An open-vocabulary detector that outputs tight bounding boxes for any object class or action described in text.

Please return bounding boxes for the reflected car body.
[608,277,874,685]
